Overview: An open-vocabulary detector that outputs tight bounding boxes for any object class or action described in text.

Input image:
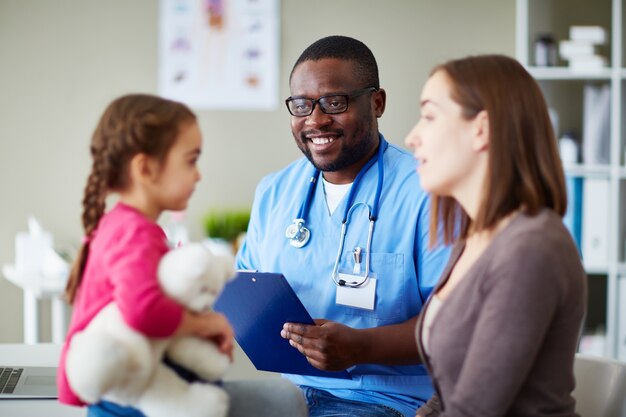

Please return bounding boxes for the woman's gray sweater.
[416,209,586,417]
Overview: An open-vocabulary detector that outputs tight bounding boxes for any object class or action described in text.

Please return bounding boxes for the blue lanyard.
[297,137,387,225]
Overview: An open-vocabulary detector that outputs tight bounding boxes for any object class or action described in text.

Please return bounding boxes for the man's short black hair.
[290,35,380,89]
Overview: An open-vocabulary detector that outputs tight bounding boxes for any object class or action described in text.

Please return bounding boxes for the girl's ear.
[129,153,159,184]
[472,110,489,152]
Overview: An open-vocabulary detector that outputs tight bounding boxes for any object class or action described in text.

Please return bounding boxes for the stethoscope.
[285,138,387,287]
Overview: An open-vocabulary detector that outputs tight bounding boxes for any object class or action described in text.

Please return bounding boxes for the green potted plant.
[203,208,251,254]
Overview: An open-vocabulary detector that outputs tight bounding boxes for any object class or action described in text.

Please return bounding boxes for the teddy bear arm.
[135,362,229,417]
[166,336,230,382]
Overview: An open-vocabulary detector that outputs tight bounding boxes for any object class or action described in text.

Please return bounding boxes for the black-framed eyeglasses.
[285,86,378,117]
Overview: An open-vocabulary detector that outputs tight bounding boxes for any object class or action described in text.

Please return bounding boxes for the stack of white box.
[559,25,608,72]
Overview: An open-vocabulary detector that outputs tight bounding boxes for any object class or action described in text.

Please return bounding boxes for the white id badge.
[335,273,377,310]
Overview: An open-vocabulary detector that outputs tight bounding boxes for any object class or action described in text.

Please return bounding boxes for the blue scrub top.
[237,135,450,416]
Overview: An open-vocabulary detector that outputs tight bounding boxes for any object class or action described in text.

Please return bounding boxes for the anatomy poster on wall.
[159,0,279,110]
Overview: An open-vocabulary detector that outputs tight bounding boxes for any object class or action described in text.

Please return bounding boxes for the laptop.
[0,366,57,399]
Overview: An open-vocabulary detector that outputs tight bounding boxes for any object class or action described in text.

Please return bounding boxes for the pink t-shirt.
[57,203,184,405]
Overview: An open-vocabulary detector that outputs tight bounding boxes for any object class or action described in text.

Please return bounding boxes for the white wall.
[0,0,514,342]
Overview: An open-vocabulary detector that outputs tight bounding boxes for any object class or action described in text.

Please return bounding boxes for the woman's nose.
[405,123,421,150]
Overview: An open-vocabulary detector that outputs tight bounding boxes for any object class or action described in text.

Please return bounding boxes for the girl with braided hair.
[56,93,234,416]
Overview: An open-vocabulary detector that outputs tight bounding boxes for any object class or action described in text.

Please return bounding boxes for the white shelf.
[583,264,610,275]
[517,0,624,360]
[529,66,613,80]
[563,163,612,177]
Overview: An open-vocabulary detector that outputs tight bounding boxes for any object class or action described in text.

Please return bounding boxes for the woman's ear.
[472,110,489,152]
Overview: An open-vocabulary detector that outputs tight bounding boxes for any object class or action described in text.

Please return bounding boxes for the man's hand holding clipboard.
[281,320,360,372]
[214,271,351,379]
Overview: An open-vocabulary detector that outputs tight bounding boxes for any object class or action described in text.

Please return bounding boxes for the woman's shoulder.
[502,209,572,248]
[485,208,585,290]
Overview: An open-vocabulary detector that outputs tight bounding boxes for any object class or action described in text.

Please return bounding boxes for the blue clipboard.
[214,271,351,379]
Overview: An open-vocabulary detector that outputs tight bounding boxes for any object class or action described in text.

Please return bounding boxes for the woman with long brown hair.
[406,55,586,417]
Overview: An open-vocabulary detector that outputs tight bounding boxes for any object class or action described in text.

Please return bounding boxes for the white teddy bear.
[66,243,236,417]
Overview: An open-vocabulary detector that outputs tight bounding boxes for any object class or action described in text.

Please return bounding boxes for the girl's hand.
[202,312,235,360]
[176,311,235,359]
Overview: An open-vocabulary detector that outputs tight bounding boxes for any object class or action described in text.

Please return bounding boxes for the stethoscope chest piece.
[286,218,311,248]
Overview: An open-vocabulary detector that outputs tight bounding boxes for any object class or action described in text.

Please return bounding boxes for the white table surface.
[0,343,86,416]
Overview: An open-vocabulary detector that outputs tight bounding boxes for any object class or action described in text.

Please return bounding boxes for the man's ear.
[472,110,489,152]
[373,88,386,118]
[129,153,159,184]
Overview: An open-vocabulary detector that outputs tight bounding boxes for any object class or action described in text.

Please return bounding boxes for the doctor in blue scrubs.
[236,35,450,417]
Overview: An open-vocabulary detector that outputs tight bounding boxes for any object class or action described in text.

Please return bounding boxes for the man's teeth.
[310,137,335,145]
